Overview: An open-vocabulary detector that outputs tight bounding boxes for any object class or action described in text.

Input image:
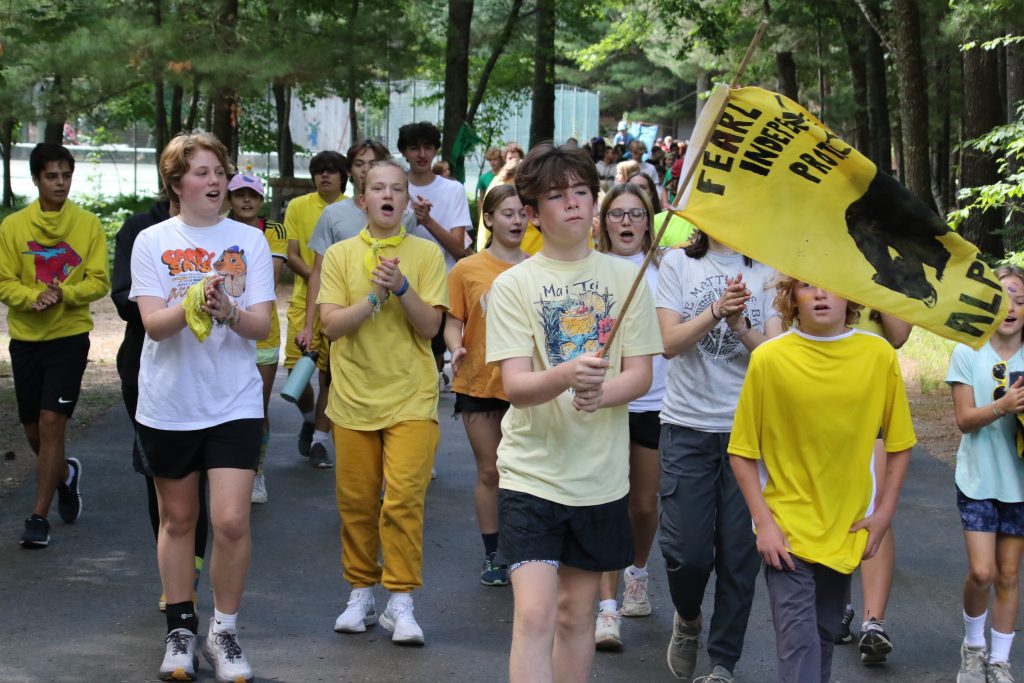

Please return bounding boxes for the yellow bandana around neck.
[360,226,406,276]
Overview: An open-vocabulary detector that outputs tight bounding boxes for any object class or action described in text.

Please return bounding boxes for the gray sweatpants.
[658,424,761,673]
[764,557,852,683]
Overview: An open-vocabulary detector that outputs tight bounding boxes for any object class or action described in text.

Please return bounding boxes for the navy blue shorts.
[957,486,1024,537]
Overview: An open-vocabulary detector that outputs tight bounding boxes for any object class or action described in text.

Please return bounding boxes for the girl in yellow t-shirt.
[318,160,449,646]
[444,183,528,588]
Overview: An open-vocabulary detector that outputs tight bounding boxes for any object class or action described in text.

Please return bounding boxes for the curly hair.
[774,275,863,331]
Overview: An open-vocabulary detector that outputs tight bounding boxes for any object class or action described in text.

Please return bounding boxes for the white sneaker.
[159,628,197,681]
[595,611,622,650]
[379,595,425,645]
[202,620,253,683]
[250,474,267,504]
[334,588,377,633]
[621,571,651,617]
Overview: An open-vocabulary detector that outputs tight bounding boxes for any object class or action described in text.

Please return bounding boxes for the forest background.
[0,0,1021,258]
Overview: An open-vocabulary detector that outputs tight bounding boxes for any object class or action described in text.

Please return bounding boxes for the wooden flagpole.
[597,20,769,359]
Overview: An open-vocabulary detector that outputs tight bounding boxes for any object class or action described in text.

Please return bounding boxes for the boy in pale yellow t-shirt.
[318,160,447,646]
[729,278,916,683]
[485,144,663,682]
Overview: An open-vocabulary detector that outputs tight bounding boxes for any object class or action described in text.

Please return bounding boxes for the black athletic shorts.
[453,392,510,416]
[628,410,661,450]
[431,311,448,358]
[498,489,633,572]
[9,332,90,423]
[134,418,263,479]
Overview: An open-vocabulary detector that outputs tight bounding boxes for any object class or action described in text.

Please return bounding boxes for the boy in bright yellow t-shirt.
[318,159,447,646]
[729,277,916,683]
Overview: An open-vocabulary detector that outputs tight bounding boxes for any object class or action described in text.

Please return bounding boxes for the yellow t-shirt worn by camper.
[728,328,917,574]
[318,234,448,430]
[284,191,345,309]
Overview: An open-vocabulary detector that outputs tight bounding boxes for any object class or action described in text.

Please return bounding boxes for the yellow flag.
[676,85,1006,349]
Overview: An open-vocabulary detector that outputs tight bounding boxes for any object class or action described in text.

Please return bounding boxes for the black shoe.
[20,515,50,548]
[56,457,83,523]
[298,422,315,457]
[859,618,893,664]
[309,442,333,469]
[835,607,855,644]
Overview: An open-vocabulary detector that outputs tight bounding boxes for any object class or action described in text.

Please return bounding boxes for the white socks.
[624,565,648,581]
[990,629,1015,664]
[312,430,330,447]
[599,599,618,615]
[963,610,988,648]
[212,609,237,634]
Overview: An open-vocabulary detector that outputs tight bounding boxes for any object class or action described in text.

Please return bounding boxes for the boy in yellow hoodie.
[0,143,109,548]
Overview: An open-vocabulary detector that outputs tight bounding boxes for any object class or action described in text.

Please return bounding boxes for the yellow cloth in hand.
[183,279,214,342]
[360,226,406,276]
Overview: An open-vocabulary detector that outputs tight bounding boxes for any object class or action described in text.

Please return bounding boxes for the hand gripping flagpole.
[596,20,769,359]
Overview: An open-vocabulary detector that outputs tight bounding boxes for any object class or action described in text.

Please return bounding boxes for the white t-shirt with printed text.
[656,248,778,432]
[129,217,275,430]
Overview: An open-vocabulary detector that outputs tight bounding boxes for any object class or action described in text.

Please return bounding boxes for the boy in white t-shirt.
[398,122,472,376]
[486,143,663,682]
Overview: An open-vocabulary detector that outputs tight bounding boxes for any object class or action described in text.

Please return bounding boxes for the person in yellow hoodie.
[0,142,109,548]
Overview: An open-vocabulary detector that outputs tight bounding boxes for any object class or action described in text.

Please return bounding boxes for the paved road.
[0,370,1016,682]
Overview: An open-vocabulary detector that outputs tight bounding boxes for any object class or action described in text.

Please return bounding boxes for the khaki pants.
[332,421,439,592]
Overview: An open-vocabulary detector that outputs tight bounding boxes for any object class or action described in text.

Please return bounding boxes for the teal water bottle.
[280,351,319,403]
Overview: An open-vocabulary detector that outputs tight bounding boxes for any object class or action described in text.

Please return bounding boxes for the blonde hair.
[359,159,409,196]
[159,132,233,204]
[773,275,863,330]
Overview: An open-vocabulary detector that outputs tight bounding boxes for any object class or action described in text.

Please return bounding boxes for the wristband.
[731,316,752,338]
[395,277,410,297]
[368,292,383,318]
[228,304,239,328]
[711,303,722,320]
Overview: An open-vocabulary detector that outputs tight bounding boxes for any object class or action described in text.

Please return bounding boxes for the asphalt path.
[0,369,1017,682]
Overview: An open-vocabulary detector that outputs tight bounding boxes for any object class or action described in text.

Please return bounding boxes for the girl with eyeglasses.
[590,183,665,650]
[947,264,1024,683]
[655,226,783,681]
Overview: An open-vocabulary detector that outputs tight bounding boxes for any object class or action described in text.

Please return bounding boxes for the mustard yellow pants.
[332,420,439,592]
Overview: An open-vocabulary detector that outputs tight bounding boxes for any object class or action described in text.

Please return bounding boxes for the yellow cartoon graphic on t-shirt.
[539,284,616,364]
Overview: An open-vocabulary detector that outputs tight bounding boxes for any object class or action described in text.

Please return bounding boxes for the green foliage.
[899,327,956,395]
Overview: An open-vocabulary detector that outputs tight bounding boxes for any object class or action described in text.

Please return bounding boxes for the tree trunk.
[170,84,184,136]
[467,0,524,124]
[864,1,891,173]
[211,0,239,159]
[273,82,294,178]
[43,75,65,144]
[442,0,473,172]
[152,0,168,177]
[776,51,799,102]
[890,0,934,210]
[840,13,870,155]
[932,48,952,215]
[1006,39,1024,240]
[185,77,201,131]
[891,108,904,185]
[1,117,15,208]
[960,46,1005,256]
[346,0,360,144]
[529,0,555,148]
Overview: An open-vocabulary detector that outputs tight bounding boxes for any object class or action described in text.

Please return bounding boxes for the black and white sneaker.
[309,442,333,469]
[20,515,50,548]
[859,618,893,663]
[159,628,198,681]
[298,421,315,457]
[57,457,83,523]
[202,623,253,683]
[835,606,855,644]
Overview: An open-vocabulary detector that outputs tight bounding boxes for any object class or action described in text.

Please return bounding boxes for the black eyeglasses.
[994,361,1008,400]
[607,208,648,222]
